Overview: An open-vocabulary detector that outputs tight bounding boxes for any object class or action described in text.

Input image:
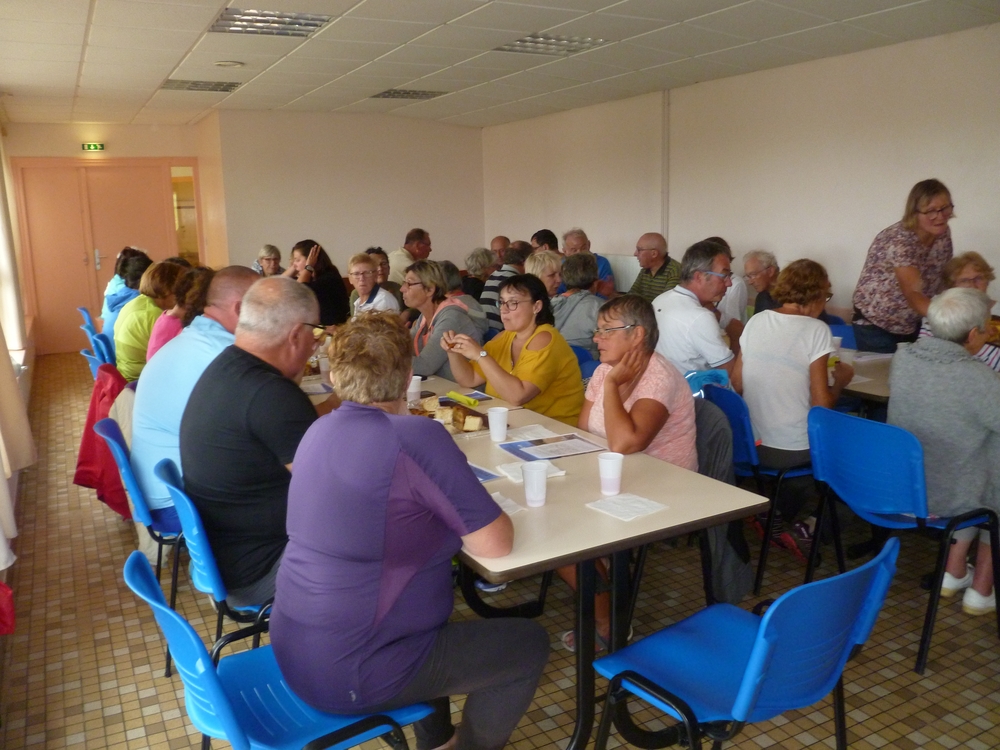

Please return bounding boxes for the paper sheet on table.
[301,379,333,394]
[505,425,560,441]
[848,374,872,385]
[492,491,524,515]
[495,460,566,484]
[852,352,893,362]
[469,463,502,483]
[587,493,667,521]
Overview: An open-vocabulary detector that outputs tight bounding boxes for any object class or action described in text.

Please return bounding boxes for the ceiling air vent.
[495,33,607,56]
[370,89,446,100]
[162,80,243,93]
[210,8,332,37]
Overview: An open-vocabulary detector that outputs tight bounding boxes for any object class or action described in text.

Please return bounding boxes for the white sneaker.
[941,564,974,598]
[962,586,996,616]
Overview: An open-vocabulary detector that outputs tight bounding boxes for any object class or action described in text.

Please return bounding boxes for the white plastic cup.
[831,336,843,352]
[318,355,330,376]
[522,462,548,507]
[598,452,624,496]
[407,375,422,404]
[488,407,509,442]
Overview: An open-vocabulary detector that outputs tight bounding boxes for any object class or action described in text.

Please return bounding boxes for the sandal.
[560,625,634,653]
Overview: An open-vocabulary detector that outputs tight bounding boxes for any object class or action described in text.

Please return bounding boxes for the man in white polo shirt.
[653,240,738,377]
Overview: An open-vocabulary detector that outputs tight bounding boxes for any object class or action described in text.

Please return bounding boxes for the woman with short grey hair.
[462,247,498,301]
[550,253,603,357]
[253,244,284,276]
[889,287,1000,615]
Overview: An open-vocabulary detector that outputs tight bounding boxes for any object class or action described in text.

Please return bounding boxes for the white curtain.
[0,320,35,570]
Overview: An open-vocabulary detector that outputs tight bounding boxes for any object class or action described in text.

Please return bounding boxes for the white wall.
[2,122,199,158]
[668,23,1000,301]
[483,92,665,259]
[217,111,484,271]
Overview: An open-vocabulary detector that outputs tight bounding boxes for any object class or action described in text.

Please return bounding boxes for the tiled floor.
[2,353,1000,749]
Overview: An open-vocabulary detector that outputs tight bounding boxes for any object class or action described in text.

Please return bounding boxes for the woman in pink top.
[146,267,214,360]
[559,294,698,651]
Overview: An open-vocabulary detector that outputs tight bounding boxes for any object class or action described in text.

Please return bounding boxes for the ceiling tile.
[348,0,488,24]
[279,88,368,108]
[407,24,518,50]
[654,55,745,85]
[272,55,362,77]
[846,0,1000,39]
[166,65,258,83]
[223,0,357,14]
[0,42,82,62]
[332,71,421,91]
[334,97,412,113]
[687,0,829,39]
[351,60,444,78]
[131,108,209,125]
[142,89,234,108]
[441,110,502,126]
[84,46,183,67]
[479,98,563,120]
[232,81,319,99]
[380,44,481,66]
[2,84,78,97]
[391,93,495,119]
[77,85,155,99]
[320,17,437,44]
[571,41,685,70]
[0,59,79,81]
[180,50,286,72]
[407,70,495,90]
[188,32,306,57]
[456,50,547,71]
[630,21,751,55]
[498,70,584,92]
[530,55,630,82]
[698,39,815,70]
[0,0,89,24]
[565,70,669,99]
[91,0,219,32]
[250,67,350,87]
[293,38,398,61]
[764,0,931,22]
[501,0,615,12]
[771,21,895,56]
[215,93,298,109]
[955,0,1000,13]
[452,2,584,32]
[87,26,201,50]
[544,13,673,41]
[600,0,746,23]
[0,20,86,46]
[462,80,535,102]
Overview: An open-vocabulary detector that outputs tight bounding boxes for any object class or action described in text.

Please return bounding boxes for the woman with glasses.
[738,259,854,544]
[347,253,400,316]
[852,179,955,352]
[558,293,697,650]
[404,260,482,381]
[443,274,584,426]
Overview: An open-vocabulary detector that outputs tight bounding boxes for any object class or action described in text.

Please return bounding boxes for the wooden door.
[13,159,188,354]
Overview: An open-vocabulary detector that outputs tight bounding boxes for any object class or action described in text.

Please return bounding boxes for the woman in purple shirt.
[270,312,548,750]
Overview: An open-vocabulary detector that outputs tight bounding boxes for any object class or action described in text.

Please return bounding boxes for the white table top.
[842,350,891,402]
[456,408,768,582]
[420,375,525,411]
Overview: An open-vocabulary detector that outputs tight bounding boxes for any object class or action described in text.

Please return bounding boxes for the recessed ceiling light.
[162,80,242,93]
[495,33,607,56]
[371,89,447,100]
[210,8,332,37]
[214,60,246,68]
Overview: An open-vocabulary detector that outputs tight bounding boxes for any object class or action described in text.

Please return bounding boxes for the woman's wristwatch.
[304,264,315,273]
[470,349,487,362]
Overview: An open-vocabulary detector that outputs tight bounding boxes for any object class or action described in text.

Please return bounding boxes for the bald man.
[628,232,681,303]
[490,235,510,263]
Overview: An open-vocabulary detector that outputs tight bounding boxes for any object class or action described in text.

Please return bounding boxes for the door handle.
[94,248,102,270]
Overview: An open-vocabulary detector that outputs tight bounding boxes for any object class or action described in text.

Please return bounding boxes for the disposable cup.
[406,375,422,404]
[488,407,509,442]
[522,462,548,507]
[831,336,843,352]
[318,355,330,376]
[598,452,624,496]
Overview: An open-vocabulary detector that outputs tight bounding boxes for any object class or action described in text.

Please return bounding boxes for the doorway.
[11,158,203,355]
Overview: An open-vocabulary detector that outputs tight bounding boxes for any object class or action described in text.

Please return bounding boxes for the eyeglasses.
[402,280,424,289]
[918,203,954,218]
[744,268,772,281]
[498,299,526,311]
[349,270,375,279]
[302,322,326,337]
[592,324,636,338]
[825,292,834,302]
[955,276,986,287]
[701,270,733,280]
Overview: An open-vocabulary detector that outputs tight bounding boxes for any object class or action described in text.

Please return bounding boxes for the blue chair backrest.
[734,537,899,722]
[824,314,846,326]
[702,385,759,472]
[123,552,251,750]
[483,327,499,343]
[580,360,601,378]
[154,459,228,602]
[93,418,154,527]
[93,332,115,364]
[81,349,101,380]
[808,407,928,523]
[828,324,856,350]
[77,306,96,330]
[569,345,593,366]
[81,321,97,342]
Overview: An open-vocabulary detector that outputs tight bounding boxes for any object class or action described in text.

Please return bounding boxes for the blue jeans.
[852,322,916,353]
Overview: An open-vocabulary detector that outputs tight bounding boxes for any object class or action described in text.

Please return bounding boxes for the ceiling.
[1,0,997,128]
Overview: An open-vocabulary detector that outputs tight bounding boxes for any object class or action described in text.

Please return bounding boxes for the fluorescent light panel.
[162,80,242,92]
[495,33,607,57]
[371,89,446,100]
[210,8,333,37]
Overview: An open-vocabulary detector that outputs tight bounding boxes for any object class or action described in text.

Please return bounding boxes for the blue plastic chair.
[154,459,271,646]
[123,552,433,750]
[805,406,1000,674]
[80,349,102,380]
[94,418,182,676]
[93,332,115,364]
[570,344,592,366]
[592,538,899,750]
[77,306,96,331]
[828,324,856,350]
[824,314,846,326]
[702,385,813,594]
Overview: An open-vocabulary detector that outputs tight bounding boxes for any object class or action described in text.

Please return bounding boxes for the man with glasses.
[348,253,400,316]
[629,232,681,303]
[744,249,781,315]
[180,277,335,608]
[652,241,739,379]
[389,227,433,285]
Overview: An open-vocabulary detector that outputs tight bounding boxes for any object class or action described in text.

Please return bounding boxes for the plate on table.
[410,396,486,435]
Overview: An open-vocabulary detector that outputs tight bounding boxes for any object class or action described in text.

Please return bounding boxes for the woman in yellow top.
[114,261,185,381]
[443,274,584,426]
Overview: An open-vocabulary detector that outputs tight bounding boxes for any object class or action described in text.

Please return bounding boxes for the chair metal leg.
[201,734,211,750]
[215,608,225,643]
[753,497,777,595]
[833,676,847,750]
[164,537,183,678]
[626,544,649,625]
[805,486,828,584]
[154,540,163,583]
[593,686,620,750]
[988,512,1000,641]
[915,522,955,674]
[829,501,846,574]
[698,530,716,607]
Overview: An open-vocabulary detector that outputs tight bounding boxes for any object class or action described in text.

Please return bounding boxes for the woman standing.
[852,179,955,352]
[443,274,583,426]
[285,240,350,326]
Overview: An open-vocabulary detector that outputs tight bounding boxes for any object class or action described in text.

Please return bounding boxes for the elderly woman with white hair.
[462,247,498,302]
[889,287,1000,616]
[525,250,562,298]
[253,244,284,276]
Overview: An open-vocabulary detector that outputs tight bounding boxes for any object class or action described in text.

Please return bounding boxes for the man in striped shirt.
[629,232,681,303]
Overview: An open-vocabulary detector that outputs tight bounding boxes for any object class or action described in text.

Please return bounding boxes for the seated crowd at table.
[93,176,999,749]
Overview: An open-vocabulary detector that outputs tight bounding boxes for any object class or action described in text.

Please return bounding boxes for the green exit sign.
[81,143,104,151]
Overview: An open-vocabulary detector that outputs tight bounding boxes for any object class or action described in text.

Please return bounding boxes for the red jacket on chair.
[74,364,132,519]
